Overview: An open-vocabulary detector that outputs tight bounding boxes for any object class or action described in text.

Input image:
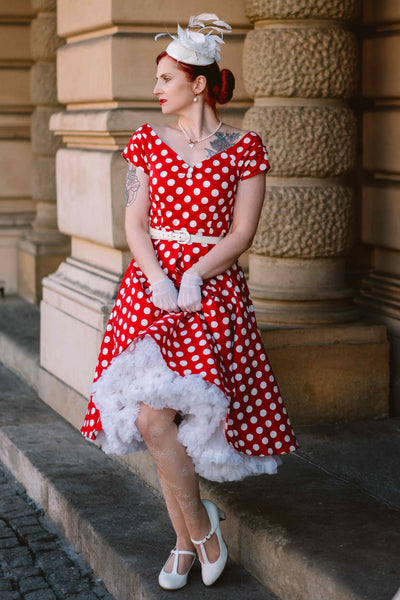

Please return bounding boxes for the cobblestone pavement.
[0,462,115,600]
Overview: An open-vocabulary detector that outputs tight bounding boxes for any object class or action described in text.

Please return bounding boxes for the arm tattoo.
[125,163,141,207]
[205,132,242,158]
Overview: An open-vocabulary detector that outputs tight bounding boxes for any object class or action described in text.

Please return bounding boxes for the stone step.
[0,363,278,600]
[0,296,40,391]
[1,296,400,600]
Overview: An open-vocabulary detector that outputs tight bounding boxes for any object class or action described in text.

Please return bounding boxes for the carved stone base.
[41,257,122,398]
[0,222,32,296]
[249,255,359,324]
[261,323,389,424]
[18,236,70,303]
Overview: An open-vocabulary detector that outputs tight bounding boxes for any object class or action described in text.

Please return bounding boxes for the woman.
[81,13,298,591]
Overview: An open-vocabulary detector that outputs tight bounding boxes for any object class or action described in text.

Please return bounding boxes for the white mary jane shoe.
[158,548,196,591]
[191,499,228,586]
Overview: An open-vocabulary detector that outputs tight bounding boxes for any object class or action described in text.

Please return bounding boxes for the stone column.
[243,0,360,325]
[238,0,389,423]
[18,0,70,303]
[0,1,34,294]
[40,0,250,427]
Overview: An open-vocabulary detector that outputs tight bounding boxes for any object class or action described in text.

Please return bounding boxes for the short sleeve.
[238,132,270,181]
[121,126,149,175]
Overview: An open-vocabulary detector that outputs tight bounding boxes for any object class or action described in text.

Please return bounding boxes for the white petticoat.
[90,336,282,482]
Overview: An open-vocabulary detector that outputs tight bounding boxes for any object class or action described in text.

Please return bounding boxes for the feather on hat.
[156,13,231,66]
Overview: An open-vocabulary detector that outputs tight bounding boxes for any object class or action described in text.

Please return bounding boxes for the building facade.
[0,0,398,437]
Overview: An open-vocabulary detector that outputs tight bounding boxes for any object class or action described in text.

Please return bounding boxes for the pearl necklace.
[178,118,222,148]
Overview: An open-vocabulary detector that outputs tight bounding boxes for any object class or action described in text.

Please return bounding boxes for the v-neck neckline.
[147,124,250,169]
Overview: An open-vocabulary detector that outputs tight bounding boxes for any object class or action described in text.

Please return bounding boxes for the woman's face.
[153,55,196,115]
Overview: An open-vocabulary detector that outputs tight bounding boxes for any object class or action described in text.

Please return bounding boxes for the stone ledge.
[57,0,249,38]
[0,296,398,600]
[0,361,399,600]
[0,363,277,600]
[0,296,40,390]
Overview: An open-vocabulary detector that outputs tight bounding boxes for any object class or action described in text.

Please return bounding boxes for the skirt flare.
[90,335,282,483]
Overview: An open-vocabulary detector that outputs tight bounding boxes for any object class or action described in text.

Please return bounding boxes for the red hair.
[156,51,235,105]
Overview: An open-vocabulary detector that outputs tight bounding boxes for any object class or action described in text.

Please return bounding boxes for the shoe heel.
[218,508,226,521]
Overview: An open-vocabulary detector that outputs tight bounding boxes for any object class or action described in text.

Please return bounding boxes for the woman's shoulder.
[130,123,153,137]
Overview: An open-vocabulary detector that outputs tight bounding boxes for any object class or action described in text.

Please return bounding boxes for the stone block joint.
[244,0,361,22]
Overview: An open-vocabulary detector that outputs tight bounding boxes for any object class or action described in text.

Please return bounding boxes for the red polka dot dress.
[80,123,298,482]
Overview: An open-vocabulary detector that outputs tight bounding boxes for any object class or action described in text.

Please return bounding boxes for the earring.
[193,95,198,103]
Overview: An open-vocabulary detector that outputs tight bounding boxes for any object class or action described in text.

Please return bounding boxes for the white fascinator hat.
[156,13,231,66]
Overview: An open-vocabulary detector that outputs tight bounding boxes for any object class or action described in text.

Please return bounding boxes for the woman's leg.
[136,404,221,567]
[156,472,195,574]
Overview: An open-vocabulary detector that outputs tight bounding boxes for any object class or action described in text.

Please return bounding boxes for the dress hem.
[88,335,282,483]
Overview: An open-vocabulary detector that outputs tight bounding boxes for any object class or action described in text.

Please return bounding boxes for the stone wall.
[36,0,389,432]
[237,0,389,422]
[18,0,70,303]
[358,1,400,414]
[0,1,34,294]
[40,0,251,425]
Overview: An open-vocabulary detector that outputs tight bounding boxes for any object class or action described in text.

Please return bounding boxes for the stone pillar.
[243,0,360,325]
[0,1,34,294]
[239,0,389,423]
[358,1,400,414]
[40,0,250,427]
[18,0,70,303]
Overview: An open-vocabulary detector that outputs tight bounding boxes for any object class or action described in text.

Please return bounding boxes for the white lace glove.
[177,272,203,312]
[149,276,179,312]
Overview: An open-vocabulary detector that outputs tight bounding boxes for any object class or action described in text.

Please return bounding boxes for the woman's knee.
[136,405,175,445]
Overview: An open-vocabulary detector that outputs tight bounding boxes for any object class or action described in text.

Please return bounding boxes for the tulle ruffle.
[90,335,282,482]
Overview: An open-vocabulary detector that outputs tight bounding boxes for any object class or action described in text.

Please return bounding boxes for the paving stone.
[36,550,74,575]
[10,516,39,528]
[1,547,34,568]
[24,590,57,600]
[1,507,34,520]
[26,539,59,555]
[0,521,13,536]
[67,594,101,600]
[15,526,43,540]
[11,566,40,579]
[0,537,19,549]
[0,457,115,600]
[26,531,57,544]
[90,578,115,599]
[0,577,13,590]
[19,575,50,594]
[0,592,20,600]
[48,568,92,595]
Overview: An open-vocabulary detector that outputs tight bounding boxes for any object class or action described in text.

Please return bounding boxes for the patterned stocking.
[136,404,221,567]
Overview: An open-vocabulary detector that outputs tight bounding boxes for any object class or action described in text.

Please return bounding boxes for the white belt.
[149,226,223,245]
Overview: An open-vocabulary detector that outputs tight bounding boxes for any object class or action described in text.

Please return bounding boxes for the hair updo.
[156,51,235,105]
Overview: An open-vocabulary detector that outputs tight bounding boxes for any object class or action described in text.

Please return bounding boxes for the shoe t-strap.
[170,549,196,574]
[190,522,218,565]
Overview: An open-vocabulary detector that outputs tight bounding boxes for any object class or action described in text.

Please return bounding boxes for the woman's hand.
[177,272,203,312]
[150,276,179,312]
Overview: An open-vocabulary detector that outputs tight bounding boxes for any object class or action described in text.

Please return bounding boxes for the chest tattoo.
[204,132,242,158]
